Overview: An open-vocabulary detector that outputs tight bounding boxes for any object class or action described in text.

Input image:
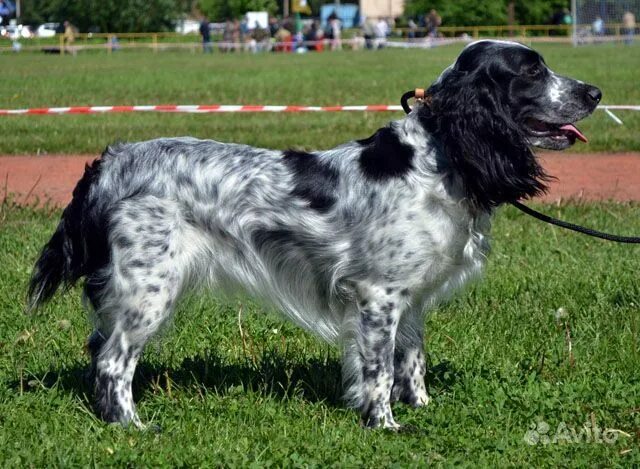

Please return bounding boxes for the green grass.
[1,201,639,466]
[0,43,639,154]
[1,43,639,465]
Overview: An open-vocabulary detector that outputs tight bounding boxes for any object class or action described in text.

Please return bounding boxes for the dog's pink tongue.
[560,124,588,143]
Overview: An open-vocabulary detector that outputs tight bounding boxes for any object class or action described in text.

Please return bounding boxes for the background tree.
[19,0,574,30]
[515,0,569,25]
[20,0,182,32]
[198,0,278,21]
[405,0,570,26]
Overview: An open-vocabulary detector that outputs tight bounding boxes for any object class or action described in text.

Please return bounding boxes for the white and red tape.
[0,104,638,116]
[0,104,404,115]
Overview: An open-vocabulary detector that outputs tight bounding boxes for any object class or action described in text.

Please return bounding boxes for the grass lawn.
[0,43,639,465]
[1,202,639,465]
[0,43,639,154]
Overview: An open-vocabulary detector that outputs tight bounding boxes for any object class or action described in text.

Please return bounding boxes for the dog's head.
[418,40,601,209]
[446,40,601,150]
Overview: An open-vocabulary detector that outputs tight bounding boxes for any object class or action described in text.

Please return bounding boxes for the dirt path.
[1,153,639,207]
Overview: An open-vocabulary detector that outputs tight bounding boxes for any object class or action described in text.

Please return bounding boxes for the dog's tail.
[27,158,105,312]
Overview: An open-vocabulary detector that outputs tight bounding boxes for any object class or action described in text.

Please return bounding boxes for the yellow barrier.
[396,23,630,39]
[0,23,632,54]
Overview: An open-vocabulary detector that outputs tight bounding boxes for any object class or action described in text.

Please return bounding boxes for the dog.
[28,40,601,430]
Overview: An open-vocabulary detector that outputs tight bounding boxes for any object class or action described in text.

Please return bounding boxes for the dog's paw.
[413,388,430,408]
[391,381,430,408]
[361,413,401,431]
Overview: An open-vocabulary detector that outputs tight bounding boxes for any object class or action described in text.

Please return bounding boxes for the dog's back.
[29,137,355,335]
[27,137,356,424]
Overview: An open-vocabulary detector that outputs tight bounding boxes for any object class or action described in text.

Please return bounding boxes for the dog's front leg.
[392,309,429,407]
[343,284,405,429]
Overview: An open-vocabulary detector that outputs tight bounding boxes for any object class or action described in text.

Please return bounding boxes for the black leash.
[510,201,640,243]
[401,89,640,244]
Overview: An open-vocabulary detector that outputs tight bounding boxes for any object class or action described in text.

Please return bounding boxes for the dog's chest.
[395,198,491,295]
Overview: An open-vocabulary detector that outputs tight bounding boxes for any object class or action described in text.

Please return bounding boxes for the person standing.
[63,20,77,56]
[328,11,342,50]
[362,17,375,49]
[623,11,636,45]
[199,17,212,53]
[426,9,441,38]
[221,19,233,52]
[407,18,418,42]
[374,17,388,49]
[232,18,242,52]
[592,16,605,37]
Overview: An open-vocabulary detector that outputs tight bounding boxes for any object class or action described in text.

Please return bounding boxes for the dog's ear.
[418,70,549,210]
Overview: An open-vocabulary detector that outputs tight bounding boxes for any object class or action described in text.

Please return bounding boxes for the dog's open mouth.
[525,118,588,144]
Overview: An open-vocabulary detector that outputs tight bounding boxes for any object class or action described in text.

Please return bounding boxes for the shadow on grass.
[6,350,344,406]
[426,359,463,393]
[6,351,462,414]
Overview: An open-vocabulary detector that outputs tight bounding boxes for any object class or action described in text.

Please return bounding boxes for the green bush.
[405,0,569,26]
[20,0,181,32]
[198,0,278,21]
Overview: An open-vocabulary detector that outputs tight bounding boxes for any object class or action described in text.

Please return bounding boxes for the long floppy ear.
[417,68,549,210]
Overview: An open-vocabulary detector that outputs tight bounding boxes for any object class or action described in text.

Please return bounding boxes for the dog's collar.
[400,88,432,114]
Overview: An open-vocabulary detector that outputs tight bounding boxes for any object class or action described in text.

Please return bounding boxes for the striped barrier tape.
[0,104,405,115]
[0,104,638,116]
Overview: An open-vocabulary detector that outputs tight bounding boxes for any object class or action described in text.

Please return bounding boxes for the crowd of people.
[7,7,635,55]
[574,10,636,45]
[195,8,637,54]
[197,13,408,54]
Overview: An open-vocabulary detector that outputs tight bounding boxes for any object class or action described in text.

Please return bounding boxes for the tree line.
[405,0,571,27]
[18,0,570,33]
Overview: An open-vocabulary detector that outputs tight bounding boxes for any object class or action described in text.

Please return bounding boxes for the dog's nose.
[586,86,602,103]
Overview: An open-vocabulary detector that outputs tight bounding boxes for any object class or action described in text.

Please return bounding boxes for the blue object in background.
[320,4,359,28]
[0,0,16,16]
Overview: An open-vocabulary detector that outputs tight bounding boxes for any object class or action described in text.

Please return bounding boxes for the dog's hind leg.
[342,284,408,429]
[392,309,429,407]
[86,197,195,427]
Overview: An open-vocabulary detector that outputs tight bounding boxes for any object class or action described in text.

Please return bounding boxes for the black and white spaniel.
[29,40,601,429]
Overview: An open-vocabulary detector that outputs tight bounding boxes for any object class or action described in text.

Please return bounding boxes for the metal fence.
[0,24,634,53]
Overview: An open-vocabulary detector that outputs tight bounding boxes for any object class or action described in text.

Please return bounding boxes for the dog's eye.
[526,65,542,77]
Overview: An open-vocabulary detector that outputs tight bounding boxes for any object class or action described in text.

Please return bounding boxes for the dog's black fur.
[419,40,600,209]
[28,41,601,429]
